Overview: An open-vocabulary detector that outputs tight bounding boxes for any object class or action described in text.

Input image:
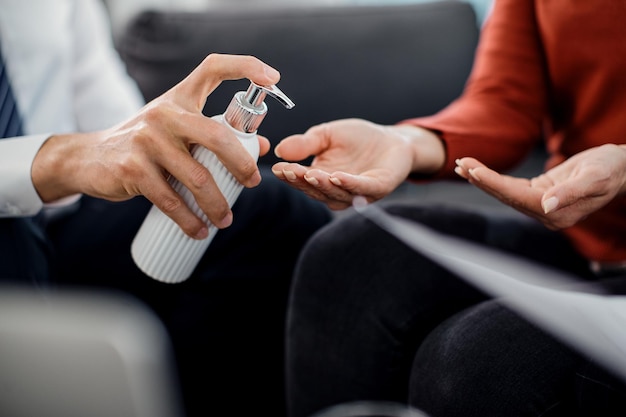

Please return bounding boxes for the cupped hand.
[272,119,442,210]
[33,54,279,239]
[455,144,626,230]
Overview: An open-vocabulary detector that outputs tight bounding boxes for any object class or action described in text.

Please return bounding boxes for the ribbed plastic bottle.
[131,82,295,283]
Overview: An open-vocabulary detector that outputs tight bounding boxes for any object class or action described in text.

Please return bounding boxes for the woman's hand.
[455,144,626,230]
[32,54,280,239]
[272,119,445,210]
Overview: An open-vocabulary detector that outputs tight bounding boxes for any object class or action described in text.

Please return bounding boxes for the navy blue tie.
[0,48,23,138]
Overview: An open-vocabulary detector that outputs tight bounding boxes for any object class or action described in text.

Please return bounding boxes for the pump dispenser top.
[224,82,295,133]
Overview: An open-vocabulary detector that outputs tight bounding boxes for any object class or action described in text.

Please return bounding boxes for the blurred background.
[101,0,494,43]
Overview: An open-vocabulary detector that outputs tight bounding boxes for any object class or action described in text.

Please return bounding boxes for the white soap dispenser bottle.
[131,82,295,283]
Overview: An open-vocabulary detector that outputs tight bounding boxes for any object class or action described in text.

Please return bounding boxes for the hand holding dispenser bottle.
[131,82,295,283]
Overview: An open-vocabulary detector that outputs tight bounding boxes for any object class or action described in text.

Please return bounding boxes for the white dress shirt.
[0,0,144,217]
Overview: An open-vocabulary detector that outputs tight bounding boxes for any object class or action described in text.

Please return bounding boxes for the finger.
[455,157,486,173]
[454,157,479,180]
[274,124,330,161]
[271,161,309,182]
[540,176,605,215]
[271,162,348,206]
[140,170,210,239]
[455,157,493,183]
[540,185,587,229]
[327,171,390,201]
[258,134,271,157]
[98,127,216,238]
[302,169,354,203]
[544,162,620,211]
[455,158,538,211]
[454,165,470,180]
[466,165,543,215]
[155,143,235,229]
[149,123,238,228]
[174,115,262,188]
[272,163,327,200]
[274,173,338,206]
[177,54,281,109]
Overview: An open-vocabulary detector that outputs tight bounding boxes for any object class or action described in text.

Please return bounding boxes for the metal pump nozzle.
[224,82,295,133]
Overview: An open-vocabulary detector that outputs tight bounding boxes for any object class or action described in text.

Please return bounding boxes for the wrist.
[391,124,446,176]
[32,133,89,202]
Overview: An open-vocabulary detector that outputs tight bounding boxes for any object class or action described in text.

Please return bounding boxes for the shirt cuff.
[0,134,50,217]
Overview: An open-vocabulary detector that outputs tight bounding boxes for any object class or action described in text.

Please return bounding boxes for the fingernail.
[304,175,319,186]
[542,196,559,214]
[329,177,342,186]
[265,66,280,80]
[271,168,283,178]
[454,166,467,179]
[455,158,463,167]
[274,146,282,158]
[283,170,297,181]
[195,226,209,240]
[468,168,480,181]
[216,212,233,228]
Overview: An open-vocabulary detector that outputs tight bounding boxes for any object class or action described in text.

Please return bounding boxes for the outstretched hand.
[272,119,445,210]
[455,144,626,230]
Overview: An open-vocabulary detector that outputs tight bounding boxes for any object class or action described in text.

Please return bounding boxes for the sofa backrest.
[117,1,479,165]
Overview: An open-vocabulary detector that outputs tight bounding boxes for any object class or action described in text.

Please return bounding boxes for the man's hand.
[455,144,626,230]
[32,54,281,239]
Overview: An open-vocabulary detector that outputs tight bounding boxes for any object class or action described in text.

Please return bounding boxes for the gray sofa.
[116,1,479,166]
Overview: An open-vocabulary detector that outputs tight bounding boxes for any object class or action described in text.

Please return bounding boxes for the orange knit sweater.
[404,0,626,263]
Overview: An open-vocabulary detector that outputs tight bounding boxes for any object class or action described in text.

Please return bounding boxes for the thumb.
[275,125,329,161]
[541,192,560,214]
[541,180,582,214]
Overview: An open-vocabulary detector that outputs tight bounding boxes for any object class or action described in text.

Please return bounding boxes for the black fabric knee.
[410,300,582,417]
[286,204,492,417]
